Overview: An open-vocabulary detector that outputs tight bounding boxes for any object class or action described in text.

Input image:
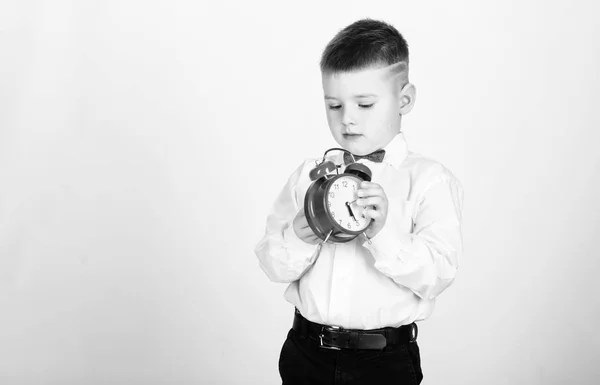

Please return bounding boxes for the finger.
[356,196,386,207]
[296,220,311,230]
[308,235,322,243]
[294,213,311,228]
[364,208,383,220]
[297,226,315,237]
[357,187,384,198]
[303,232,322,244]
[302,227,322,241]
[360,181,381,189]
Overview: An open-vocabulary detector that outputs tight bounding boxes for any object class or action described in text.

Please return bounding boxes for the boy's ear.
[398,83,416,115]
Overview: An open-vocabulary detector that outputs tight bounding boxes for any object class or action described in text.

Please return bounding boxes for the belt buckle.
[319,325,341,350]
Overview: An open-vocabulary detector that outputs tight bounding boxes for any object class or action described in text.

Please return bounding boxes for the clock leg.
[362,232,372,244]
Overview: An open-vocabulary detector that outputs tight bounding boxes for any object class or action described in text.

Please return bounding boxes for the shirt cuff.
[283,223,320,255]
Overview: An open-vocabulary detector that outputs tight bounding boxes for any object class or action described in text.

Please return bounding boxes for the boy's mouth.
[343,134,362,142]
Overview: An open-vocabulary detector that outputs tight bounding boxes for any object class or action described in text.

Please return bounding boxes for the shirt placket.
[327,242,355,327]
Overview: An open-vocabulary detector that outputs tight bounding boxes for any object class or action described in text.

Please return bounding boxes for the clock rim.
[304,177,332,241]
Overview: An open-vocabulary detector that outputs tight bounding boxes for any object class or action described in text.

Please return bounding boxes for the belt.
[292,309,417,351]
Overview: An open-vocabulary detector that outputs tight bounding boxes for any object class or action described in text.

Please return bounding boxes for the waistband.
[292,309,417,350]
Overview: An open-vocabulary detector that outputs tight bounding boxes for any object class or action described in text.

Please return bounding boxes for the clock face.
[325,175,371,233]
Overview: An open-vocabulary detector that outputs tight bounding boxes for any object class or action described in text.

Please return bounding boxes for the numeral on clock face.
[326,176,369,232]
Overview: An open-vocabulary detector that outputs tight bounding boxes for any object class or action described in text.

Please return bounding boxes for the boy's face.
[321,65,406,156]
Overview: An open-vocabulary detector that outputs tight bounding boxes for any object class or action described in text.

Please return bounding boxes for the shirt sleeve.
[254,161,321,283]
[363,167,464,300]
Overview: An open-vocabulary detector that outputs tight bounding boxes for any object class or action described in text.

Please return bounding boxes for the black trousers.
[278,328,423,385]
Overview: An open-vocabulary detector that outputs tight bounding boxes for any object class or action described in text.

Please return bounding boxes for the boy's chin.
[337,141,376,156]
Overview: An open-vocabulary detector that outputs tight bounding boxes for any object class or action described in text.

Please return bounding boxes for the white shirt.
[255,133,463,329]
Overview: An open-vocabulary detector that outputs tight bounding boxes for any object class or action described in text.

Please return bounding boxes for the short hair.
[320,19,409,74]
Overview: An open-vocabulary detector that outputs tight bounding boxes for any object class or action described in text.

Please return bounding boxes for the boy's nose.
[341,108,356,126]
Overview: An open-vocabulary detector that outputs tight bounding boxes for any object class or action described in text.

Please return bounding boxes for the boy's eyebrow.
[324,94,378,100]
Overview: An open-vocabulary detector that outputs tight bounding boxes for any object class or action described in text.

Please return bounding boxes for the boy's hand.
[356,181,388,238]
[292,209,321,245]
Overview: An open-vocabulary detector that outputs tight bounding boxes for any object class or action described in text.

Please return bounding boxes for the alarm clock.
[304,148,374,243]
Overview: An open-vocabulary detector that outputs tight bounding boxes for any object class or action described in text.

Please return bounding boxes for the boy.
[255,19,463,385]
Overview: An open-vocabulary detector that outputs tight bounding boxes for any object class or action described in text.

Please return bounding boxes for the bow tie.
[343,149,386,164]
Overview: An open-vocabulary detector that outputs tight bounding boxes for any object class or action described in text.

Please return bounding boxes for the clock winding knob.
[309,160,337,181]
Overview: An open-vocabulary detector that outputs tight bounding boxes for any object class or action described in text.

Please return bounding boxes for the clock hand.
[345,201,357,220]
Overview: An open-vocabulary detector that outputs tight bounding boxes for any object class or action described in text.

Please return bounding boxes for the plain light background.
[1,0,599,384]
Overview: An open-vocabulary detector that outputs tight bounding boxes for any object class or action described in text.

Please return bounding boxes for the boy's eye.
[328,105,342,110]
[359,103,374,109]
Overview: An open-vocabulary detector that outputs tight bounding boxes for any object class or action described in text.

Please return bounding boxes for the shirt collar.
[330,132,409,167]
[381,132,409,168]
